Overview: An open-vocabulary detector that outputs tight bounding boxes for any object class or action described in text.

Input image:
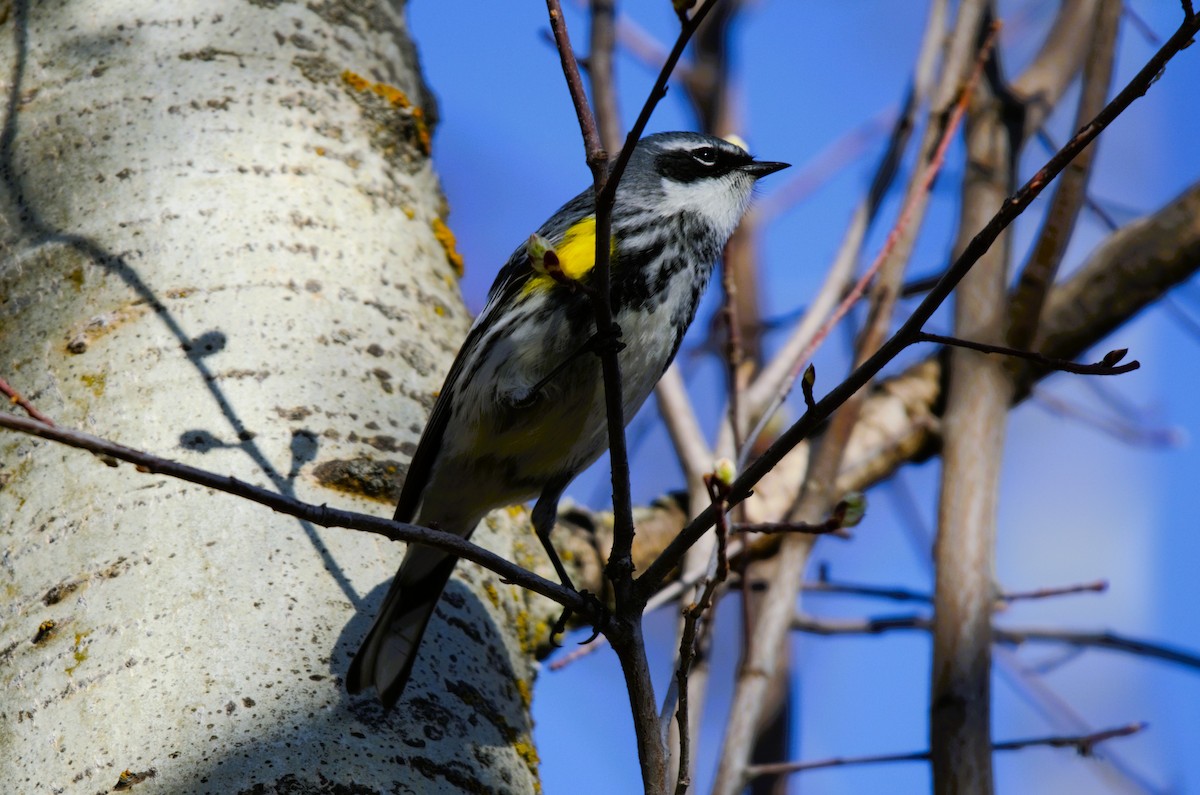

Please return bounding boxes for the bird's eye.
[692,146,719,167]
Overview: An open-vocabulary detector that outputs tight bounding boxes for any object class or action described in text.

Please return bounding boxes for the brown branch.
[655,367,713,490]
[916,332,1140,376]
[791,613,1200,672]
[0,412,591,614]
[546,0,605,169]
[833,179,1200,499]
[1009,0,1121,349]
[999,580,1110,602]
[931,33,1017,790]
[0,376,55,426]
[732,520,849,539]
[801,577,1108,605]
[588,0,622,154]
[745,723,1146,780]
[671,475,730,795]
[1011,0,1101,138]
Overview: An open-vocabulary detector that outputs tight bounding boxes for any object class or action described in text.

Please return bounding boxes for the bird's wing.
[393,188,596,524]
[392,248,537,523]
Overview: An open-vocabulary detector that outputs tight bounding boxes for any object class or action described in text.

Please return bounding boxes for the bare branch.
[1009,0,1121,349]
[588,0,622,153]
[655,367,714,492]
[0,376,55,426]
[801,576,1108,605]
[670,475,731,795]
[916,331,1140,376]
[545,0,605,168]
[0,412,590,614]
[792,613,1200,672]
[1011,0,1101,137]
[745,723,1146,780]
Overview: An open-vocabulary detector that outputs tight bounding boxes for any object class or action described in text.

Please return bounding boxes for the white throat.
[658,173,755,240]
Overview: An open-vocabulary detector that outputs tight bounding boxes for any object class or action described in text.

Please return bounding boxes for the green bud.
[526,233,559,275]
[712,457,736,487]
[837,491,866,528]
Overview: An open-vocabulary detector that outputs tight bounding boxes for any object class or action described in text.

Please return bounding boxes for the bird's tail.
[346,544,460,708]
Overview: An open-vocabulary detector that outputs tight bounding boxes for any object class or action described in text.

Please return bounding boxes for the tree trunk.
[0,2,550,791]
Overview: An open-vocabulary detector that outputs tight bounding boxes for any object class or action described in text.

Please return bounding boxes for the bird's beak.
[740,160,790,178]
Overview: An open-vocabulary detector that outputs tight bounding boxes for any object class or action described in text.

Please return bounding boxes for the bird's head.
[621,132,789,239]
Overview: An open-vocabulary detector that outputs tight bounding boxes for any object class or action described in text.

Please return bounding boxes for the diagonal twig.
[745,723,1146,780]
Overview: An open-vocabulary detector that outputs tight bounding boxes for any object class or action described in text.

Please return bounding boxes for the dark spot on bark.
[312,457,403,502]
[43,579,83,605]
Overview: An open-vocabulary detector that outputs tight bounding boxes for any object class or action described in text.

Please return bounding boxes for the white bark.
[0,2,546,791]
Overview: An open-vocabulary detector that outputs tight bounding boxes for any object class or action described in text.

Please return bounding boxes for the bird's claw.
[549,589,607,646]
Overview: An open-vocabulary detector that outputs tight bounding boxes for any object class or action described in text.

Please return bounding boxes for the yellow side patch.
[522,216,614,295]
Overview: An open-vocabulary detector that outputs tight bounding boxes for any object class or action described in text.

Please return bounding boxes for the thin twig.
[915,331,1140,375]
[732,520,850,539]
[745,723,1146,779]
[790,613,1200,672]
[671,475,731,795]
[999,580,1109,602]
[801,576,1107,604]
[0,376,55,426]
[0,412,591,613]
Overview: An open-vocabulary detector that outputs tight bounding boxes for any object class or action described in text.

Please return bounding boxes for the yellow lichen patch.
[340,69,370,93]
[372,82,410,108]
[341,70,431,155]
[80,372,106,397]
[65,630,90,676]
[314,146,326,156]
[514,610,536,656]
[412,108,432,154]
[515,677,533,709]
[513,735,542,792]
[433,304,445,317]
[431,217,464,277]
[505,505,528,519]
[483,581,501,609]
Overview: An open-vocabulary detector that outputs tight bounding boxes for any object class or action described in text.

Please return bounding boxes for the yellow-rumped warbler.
[347,132,788,706]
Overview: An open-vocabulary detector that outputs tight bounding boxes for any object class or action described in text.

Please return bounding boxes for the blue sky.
[407,2,1200,792]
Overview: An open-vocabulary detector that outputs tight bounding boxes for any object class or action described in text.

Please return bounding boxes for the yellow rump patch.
[523,216,614,295]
